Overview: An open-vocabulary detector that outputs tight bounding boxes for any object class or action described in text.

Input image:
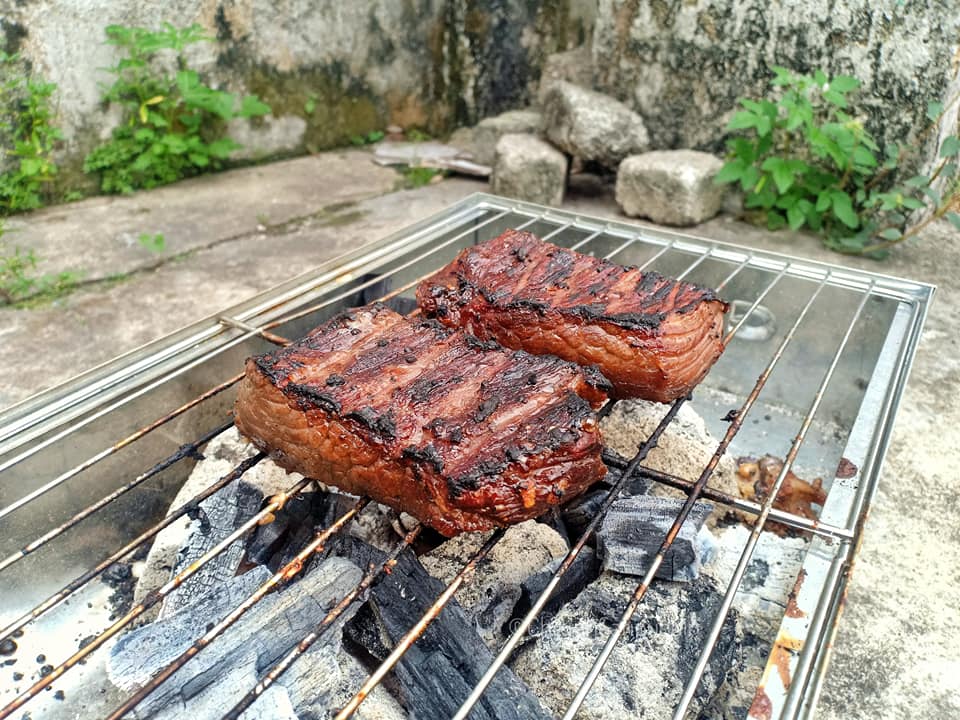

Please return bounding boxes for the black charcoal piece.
[512,547,601,627]
[597,495,713,581]
[332,535,550,720]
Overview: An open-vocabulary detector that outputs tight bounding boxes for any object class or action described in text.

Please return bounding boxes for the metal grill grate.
[0,193,934,719]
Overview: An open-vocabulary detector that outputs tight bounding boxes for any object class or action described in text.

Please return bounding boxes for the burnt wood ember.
[234,303,609,536]
[333,535,551,720]
[513,547,601,627]
[108,559,365,720]
[416,229,728,402]
[597,495,713,581]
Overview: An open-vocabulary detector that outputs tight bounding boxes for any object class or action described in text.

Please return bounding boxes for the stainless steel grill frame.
[0,193,934,719]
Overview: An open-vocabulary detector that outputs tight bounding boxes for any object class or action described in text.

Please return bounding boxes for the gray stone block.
[491,133,568,206]
[615,150,726,226]
[465,109,543,166]
[541,81,650,168]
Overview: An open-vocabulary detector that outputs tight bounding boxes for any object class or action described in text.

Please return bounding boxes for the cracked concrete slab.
[1,154,958,720]
[1,150,399,284]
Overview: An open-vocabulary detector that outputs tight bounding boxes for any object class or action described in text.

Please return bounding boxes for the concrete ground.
[1,150,958,719]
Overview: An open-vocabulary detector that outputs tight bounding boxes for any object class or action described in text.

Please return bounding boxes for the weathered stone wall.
[591,0,960,169]
[0,0,593,185]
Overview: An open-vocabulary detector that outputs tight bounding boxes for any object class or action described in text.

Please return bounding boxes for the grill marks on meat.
[417,230,729,402]
[234,304,608,536]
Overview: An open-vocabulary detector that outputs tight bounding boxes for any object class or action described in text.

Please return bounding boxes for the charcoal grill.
[0,193,934,719]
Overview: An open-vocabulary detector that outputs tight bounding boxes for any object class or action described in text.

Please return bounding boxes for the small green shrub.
[349,130,385,146]
[717,67,960,256]
[398,165,442,188]
[83,23,271,194]
[137,232,165,252]
[0,52,62,214]
[0,221,80,306]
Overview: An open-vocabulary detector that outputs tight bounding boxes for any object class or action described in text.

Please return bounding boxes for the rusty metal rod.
[450,396,687,720]
[335,528,507,720]
[221,523,424,720]
[0,462,305,720]
[105,496,371,720]
[672,280,874,719]
[600,452,852,541]
[0,452,266,644]
[560,273,830,720]
[0,419,235,575]
[0,372,244,520]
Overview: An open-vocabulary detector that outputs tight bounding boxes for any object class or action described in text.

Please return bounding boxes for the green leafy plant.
[83,23,271,194]
[0,221,80,306]
[398,165,442,188]
[406,128,432,142]
[349,130,385,146]
[137,232,165,252]
[0,52,62,214]
[716,66,960,256]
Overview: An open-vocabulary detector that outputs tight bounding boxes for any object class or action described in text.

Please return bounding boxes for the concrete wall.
[591,0,960,173]
[2,0,957,189]
[0,0,593,187]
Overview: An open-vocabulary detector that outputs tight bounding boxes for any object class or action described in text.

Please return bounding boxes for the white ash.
[421,520,568,648]
[600,399,743,526]
[512,572,740,720]
[699,524,811,718]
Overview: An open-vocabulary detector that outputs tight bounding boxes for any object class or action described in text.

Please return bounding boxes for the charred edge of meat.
[418,318,453,337]
[345,406,398,441]
[325,374,346,387]
[402,443,444,473]
[408,375,465,404]
[446,391,595,499]
[581,364,614,393]
[464,334,502,352]
[473,397,501,423]
[287,384,342,414]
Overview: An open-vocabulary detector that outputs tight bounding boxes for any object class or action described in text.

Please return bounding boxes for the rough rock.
[616,150,726,226]
[512,573,741,719]
[600,400,743,526]
[541,81,649,168]
[592,0,960,178]
[421,520,569,647]
[466,109,543,166]
[537,46,594,104]
[491,133,568,206]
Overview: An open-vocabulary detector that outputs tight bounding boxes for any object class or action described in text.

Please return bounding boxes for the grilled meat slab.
[234,304,609,536]
[417,230,728,402]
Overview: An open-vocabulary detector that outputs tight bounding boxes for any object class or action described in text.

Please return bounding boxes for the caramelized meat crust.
[416,230,728,402]
[234,304,609,536]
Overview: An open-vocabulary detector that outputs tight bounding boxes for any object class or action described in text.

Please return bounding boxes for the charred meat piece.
[234,304,609,536]
[736,455,827,536]
[417,229,728,402]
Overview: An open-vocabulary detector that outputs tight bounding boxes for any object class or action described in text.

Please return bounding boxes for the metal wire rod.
[220,523,424,720]
[0,372,243,519]
[675,249,714,281]
[0,419,234,575]
[0,453,266,643]
[105,496,372,720]
[600,454,852,541]
[671,281,875,719]
[450,397,687,720]
[559,273,831,720]
[0,454,298,719]
[335,528,506,720]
